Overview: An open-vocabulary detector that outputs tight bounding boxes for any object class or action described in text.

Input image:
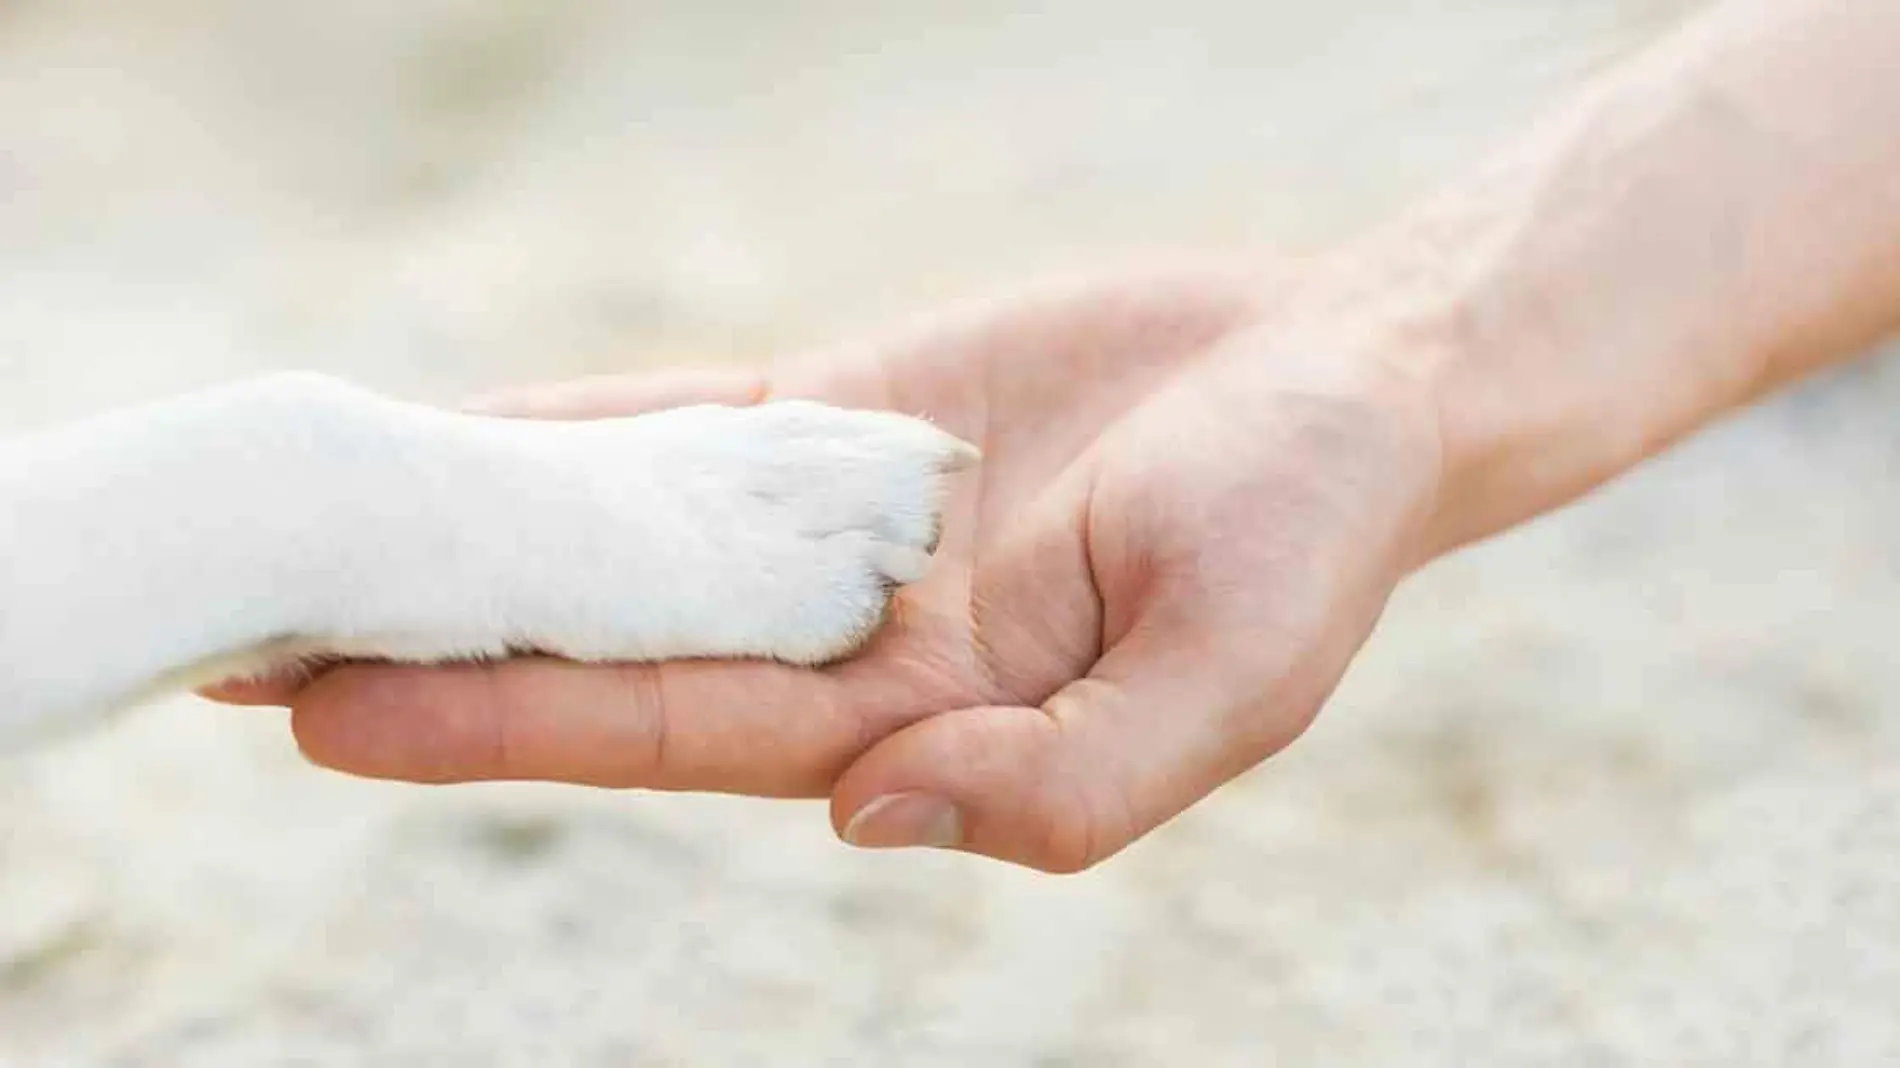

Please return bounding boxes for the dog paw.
[539,400,979,665]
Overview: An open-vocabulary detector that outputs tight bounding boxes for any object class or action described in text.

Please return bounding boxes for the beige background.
[2,2,1897,1064]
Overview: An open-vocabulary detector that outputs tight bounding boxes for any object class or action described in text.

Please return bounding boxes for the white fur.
[0,373,976,748]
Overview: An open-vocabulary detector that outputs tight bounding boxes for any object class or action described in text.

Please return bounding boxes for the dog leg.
[0,373,974,746]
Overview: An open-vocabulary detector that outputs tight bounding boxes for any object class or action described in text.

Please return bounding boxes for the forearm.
[1334,0,1900,556]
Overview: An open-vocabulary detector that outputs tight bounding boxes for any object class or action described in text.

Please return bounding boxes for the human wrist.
[1310,201,1804,567]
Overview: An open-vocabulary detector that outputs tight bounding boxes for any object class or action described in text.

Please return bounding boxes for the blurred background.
[1,1,1896,1064]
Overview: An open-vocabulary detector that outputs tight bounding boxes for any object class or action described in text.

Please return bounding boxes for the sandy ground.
[2,1,1897,1064]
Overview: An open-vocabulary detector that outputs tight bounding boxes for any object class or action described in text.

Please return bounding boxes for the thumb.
[828,619,1343,873]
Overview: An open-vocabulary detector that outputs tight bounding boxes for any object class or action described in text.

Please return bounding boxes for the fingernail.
[842,792,963,850]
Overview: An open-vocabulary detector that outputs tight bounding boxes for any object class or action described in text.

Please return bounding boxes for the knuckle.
[1027,774,1137,874]
[615,663,674,781]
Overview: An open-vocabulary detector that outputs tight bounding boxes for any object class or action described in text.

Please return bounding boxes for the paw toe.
[870,542,935,586]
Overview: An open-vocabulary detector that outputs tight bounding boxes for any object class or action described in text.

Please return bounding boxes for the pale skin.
[209,0,1900,872]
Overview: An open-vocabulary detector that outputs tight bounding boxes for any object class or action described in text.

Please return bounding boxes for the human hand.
[212,0,1900,872]
[207,263,1446,872]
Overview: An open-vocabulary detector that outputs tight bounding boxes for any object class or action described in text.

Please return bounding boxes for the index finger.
[288,654,867,797]
[463,366,768,420]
